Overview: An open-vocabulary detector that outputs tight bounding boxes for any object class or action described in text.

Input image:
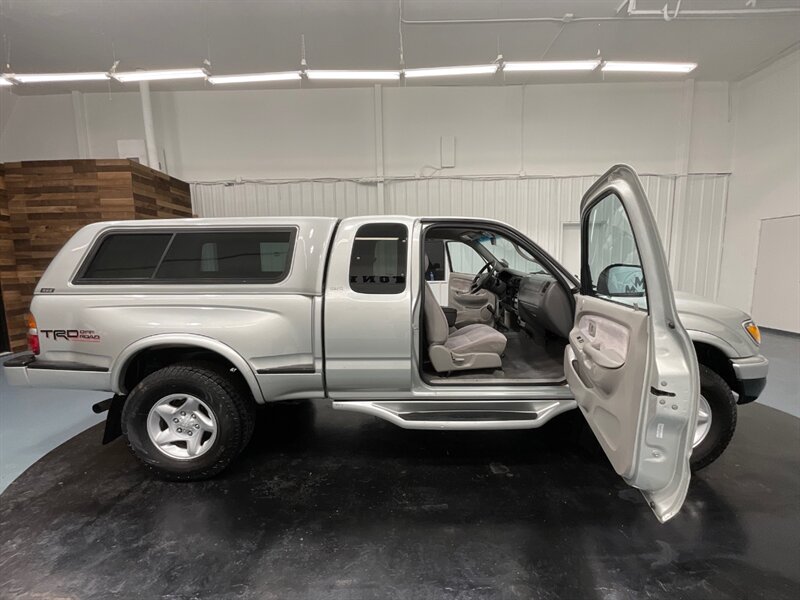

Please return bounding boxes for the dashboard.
[498,270,573,340]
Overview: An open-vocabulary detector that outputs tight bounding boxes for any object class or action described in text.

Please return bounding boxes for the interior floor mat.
[424,330,566,384]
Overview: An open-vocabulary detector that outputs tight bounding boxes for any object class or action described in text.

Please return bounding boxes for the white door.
[564,165,699,523]
[752,215,800,333]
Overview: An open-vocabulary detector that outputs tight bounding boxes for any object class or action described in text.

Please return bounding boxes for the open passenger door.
[565,165,699,523]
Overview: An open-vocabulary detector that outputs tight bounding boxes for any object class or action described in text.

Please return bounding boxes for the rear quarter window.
[349,223,408,294]
[76,229,296,284]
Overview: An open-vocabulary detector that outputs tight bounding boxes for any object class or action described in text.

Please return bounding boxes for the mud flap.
[93,395,126,444]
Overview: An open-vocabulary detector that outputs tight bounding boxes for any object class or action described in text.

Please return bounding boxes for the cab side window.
[584,193,647,309]
[349,224,408,294]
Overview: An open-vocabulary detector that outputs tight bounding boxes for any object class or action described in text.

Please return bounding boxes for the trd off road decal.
[39,329,101,342]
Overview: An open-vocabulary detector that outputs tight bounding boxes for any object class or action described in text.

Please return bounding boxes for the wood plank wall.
[0,164,16,352]
[0,159,192,352]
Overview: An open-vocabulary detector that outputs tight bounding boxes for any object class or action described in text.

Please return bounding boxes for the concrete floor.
[756,329,800,418]
[0,354,105,493]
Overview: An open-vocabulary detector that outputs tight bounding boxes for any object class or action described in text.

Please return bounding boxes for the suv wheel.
[691,364,738,472]
[122,364,255,481]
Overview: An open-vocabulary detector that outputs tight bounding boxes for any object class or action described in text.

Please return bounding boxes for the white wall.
[167,88,378,181]
[718,50,800,326]
[83,92,145,159]
[0,92,79,161]
[689,82,734,174]
[383,86,523,176]
[1,80,734,179]
[524,82,688,176]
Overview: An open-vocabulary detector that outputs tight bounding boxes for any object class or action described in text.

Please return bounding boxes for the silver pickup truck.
[4,165,767,522]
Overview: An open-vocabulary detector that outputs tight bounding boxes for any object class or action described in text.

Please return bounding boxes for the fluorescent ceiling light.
[13,72,110,83]
[602,61,697,73]
[305,70,400,81]
[0,77,14,86]
[403,64,498,78]
[503,60,600,72]
[209,71,301,85]
[112,68,207,82]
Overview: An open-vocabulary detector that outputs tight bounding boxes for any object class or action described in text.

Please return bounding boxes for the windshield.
[474,234,547,275]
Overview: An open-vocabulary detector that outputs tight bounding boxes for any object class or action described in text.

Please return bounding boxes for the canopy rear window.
[75,229,296,284]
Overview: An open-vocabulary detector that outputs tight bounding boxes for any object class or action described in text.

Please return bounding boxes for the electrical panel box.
[440,136,456,168]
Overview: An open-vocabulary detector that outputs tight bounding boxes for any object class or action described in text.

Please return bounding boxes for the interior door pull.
[584,343,624,370]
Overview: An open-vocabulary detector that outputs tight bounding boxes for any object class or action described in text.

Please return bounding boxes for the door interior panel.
[448,272,495,326]
[577,315,629,370]
[566,295,649,477]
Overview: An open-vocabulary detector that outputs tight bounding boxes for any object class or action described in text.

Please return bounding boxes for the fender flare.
[685,329,737,358]
[111,333,265,403]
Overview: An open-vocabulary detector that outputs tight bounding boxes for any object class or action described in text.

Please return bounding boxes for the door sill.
[423,374,567,386]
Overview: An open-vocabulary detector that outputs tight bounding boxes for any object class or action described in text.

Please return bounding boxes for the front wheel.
[122,364,255,481]
[691,364,738,471]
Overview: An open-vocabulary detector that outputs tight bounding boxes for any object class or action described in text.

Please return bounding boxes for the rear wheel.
[691,364,737,471]
[122,364,255,481]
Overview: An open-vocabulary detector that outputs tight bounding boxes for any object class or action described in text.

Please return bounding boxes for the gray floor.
[0,329,796,494]
[0,354,105,493]
[757,329,800,418]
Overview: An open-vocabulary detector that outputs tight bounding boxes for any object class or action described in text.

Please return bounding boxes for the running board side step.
[331,399,577,430]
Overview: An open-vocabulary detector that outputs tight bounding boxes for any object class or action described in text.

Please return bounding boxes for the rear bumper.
[731,354,769,404]
[2,353,112,391]
[3,353,35,386]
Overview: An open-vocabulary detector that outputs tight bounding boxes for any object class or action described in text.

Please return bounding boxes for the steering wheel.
[469,262,494,294]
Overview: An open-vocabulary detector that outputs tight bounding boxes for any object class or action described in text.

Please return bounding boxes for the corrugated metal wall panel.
[669,175,729,299]
[191,173,727,298]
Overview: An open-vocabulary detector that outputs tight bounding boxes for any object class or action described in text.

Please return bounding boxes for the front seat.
[424,282,507,373]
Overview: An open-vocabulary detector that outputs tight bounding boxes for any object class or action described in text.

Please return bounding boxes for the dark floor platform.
[1,401,799,599]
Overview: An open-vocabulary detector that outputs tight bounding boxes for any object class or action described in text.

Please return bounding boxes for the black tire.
[183,361,257,454]
[691,364,738,472]
[121,364,255,481]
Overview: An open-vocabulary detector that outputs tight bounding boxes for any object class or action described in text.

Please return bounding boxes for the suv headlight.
[743,320,761,345]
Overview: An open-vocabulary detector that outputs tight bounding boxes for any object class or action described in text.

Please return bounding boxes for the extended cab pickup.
[4,165,768,522]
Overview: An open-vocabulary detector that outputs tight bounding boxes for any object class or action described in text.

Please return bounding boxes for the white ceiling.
[1,0,799,94]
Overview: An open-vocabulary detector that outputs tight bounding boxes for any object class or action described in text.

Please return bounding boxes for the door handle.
[584,342,624,370]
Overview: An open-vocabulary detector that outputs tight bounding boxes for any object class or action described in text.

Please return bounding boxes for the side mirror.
[597,264,645,297]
